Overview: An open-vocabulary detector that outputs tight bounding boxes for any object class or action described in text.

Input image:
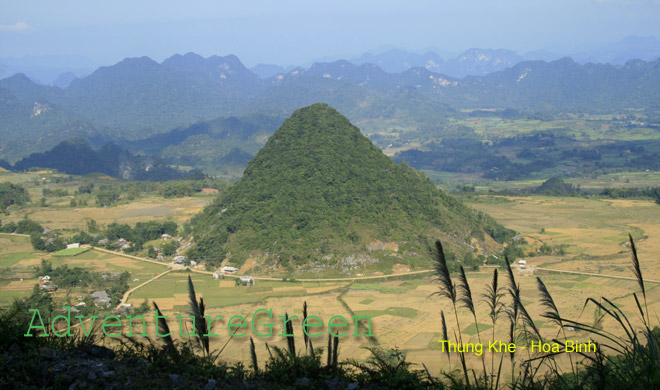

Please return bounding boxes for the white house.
[518,260,527,267]
[66,243,80,249]
[239,275,254,285]
[221,266,238,274]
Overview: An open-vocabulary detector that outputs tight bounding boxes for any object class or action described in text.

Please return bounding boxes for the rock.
[85,345,115,359]
[8,343,21,354]
[39,347,56,359]
[295,377,311,386]
[325,378,347,390]
[205,378,217,390]
[169,374,184,387]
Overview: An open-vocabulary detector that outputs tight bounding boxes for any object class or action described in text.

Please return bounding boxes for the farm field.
[466,196,660,280]
[0,171,215,231]
[2,173,660,377]
[0,235,169,305]
[113,268,659,377]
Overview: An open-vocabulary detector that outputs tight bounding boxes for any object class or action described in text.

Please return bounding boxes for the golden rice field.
[2,189,660,378]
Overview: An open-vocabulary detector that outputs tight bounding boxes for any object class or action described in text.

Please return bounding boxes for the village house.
[239,275,255,286]
[59,306,80,314]
[161,233,173,239]
[41,283,58,292]
[173,255,186,265]
[66,243,80,249]
[221,266,238,274]
[91,290,111,307]
[38,275,51,282]
[212,271,225,280]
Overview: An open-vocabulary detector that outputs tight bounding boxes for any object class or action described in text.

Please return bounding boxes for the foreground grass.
[1,236,657,389]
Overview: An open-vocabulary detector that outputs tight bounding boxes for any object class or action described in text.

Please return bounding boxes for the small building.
[190,260,197,266]
[91,290,111,307]
[239,275,254,286]
[97,238,109,246]
[173,255,186,265]
[41,283,58,292]
[518,260,527,267]
[120,244,131,251]
[66,243,80,249]
[212,272,225,280]
[60,306,80,314]
[221,266,238,274]
[161,234,173,240]
[38,275,51,282]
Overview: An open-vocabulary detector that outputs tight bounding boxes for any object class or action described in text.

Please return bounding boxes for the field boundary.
[116,269,172,309]
[535,266,660,284]
[0,232,30,238]
[86,246,660,285]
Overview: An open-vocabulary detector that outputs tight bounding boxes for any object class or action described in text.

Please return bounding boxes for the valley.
[2,166,659,378]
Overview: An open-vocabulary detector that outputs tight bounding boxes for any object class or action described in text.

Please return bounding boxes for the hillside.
[2,53,660,168]
[12,138,184,181]
[189,104,512,270]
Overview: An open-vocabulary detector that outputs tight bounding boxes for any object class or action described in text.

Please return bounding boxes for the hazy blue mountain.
[0,87,107,163]
[250,63,296,79]
[2,51,660,166]
[352,48,526,78]
[161,52,264,95]
[572,36,660,65]
[62,55,253,137]
[0,73,65,105]
[0,54,97,85]
[0,64,13,80]
[353,49,444,74]
[52,72,78,88]
[434,57,660,111]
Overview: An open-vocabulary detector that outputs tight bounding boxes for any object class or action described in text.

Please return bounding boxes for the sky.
[1,0,660,68]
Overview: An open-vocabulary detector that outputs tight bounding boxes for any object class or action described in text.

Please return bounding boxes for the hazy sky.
[1,0,660,67]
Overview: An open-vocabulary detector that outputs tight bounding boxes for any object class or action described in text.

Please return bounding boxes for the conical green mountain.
[189,103,512,270]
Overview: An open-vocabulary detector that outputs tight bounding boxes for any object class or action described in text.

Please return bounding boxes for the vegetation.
[11,137,185,181]
[1,237,657,388]
[0,182,30,212]
[190,104,513,268]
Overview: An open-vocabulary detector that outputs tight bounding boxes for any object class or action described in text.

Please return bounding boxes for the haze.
[2,0,660,68]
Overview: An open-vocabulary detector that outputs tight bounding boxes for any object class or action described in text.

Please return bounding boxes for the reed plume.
[187,275,209,355]
[431,240,469,386]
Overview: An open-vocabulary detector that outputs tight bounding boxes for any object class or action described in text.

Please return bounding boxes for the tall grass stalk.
[482,268,505,389]
[537,276,576,377]
[431,240,470,387]
[458,265,488,382]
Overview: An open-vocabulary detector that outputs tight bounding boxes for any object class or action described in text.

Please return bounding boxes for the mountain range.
[1,49,660,170]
